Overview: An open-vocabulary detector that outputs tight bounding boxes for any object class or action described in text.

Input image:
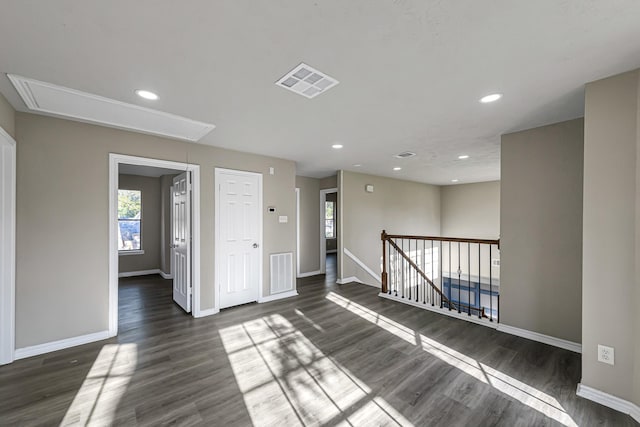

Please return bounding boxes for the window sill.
[119,250,145,256]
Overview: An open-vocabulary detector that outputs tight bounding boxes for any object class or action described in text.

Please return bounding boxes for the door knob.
[253,243,259,248]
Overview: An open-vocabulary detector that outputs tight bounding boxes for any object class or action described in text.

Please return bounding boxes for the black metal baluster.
[394,241,398,297]
[448,241,452,311]
[489,244,493,321]
[458,242,461,313]
[408,239,412,301]
[401,239,405,299]
[468,242,471,316]
[423,239,427,304]
[430,239,434,306]
[440,240,443,308]
[478,243,482,319]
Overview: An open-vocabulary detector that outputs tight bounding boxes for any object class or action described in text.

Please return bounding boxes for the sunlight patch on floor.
[326,291,578,427]
[326,292,416,345]
[61,343,137,426]
[220,314,413,427]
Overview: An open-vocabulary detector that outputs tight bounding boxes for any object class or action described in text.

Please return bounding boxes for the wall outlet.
[597,344,614,365]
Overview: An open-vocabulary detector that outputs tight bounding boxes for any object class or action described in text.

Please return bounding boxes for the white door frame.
[0,127,16,365]
[214,168,263,312]
[109,154,202,337]
[295,188,300,277]
[320,187,338,274]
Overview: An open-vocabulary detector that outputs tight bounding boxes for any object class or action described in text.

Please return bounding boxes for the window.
[325,201,335,238]
[118,189,142,251]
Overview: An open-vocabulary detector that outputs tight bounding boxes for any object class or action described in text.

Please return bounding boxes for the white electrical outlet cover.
[597,344,614,365]
[279,215,288,223]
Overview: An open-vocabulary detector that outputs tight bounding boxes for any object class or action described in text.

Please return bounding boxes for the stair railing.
[381,230,500,322]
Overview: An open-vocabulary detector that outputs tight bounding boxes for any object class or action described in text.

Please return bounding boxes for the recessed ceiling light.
[135,89,158,100]
[458,155,470,159]
[393,167,402,171]
[353,164,362,167]
[451,179,459,183]
[332,144,343,149]
[480,93,502,103]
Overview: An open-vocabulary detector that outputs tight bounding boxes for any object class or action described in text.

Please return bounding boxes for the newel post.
[381,230,388,293]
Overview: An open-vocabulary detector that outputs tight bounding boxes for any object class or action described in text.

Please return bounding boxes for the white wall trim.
[258,290,298,303]
[0,126,16,365]
[110,154,202,337]
[577,383,640,422]
[496,324,582,353]
[215,168,263,313]
[118,249,145,256]
[336,276,359,284]
[320,187,338,274]
[298,270,322,278]
[14,330,110,360]
[343,247,381,283]
[194,307,219,318]
[118,269,161,278]
[326,249,337,254]
[159,271,173,280]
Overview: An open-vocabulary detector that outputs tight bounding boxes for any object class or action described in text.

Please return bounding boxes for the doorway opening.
[320,187,338,275]
[109,154,201,338]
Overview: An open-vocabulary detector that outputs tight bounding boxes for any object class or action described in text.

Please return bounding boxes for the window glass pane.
[118,190,141,220]
[325,201,334,220]
[118,189,142,250]
[118,220,141,250]
[325,219,334,238]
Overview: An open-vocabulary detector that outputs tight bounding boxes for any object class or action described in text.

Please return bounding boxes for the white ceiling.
[1,1,640,185]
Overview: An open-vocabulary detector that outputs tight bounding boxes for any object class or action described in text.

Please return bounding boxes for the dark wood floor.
[0,255,635,426]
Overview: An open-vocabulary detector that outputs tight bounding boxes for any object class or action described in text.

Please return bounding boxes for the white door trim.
[295,188,300,277]
[0,127,16,365]
[320,187,338,274]
[109,153,202,337]
[214,168,263,312]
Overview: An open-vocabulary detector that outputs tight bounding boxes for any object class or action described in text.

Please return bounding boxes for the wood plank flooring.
[0,256,636,426]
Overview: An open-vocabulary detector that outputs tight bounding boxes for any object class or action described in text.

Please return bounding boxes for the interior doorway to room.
[108,154,201,338]
[320,187,338,274]
[215,168,263,310]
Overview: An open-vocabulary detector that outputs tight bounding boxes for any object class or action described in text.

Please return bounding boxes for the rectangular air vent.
[7,74,215,142]
[394,151,416,159]
[270,252,294,294]
[275,63,339,99]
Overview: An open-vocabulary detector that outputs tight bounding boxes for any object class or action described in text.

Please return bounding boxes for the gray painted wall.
[118,174,161,274]
[500,118,584,344]
[339,171,440,286]
[320,175,337,190]
[582,69,640,404]
[295,176,321,274]
[0,92,14,138]
[440,181,500,239]
[15,112,296,348]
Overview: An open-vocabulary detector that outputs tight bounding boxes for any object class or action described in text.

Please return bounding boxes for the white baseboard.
[336,276,359,284]
[259,290,299,303]
[118,269,161,278]
[379,292,499,328]
[159,271,173,280]
[297,270,322,278]
[15,330,111,360]
[577,383,640,422]
[496,324,582,353]
[194,307,218,318]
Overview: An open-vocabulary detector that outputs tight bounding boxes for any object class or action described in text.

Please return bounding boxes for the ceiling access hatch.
[7,74,216,142]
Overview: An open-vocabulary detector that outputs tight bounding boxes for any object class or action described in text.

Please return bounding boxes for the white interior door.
[217,170,261,309]
[172,172,191,313]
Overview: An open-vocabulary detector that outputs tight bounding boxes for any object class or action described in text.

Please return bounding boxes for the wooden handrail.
[384,233,499,246]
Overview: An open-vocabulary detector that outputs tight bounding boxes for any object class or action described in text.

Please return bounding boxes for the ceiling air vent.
[275,63,339,99]
[394,151,416,159]
[7,74,215,142]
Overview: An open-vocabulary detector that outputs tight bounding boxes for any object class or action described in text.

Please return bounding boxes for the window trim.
[325,200,335,238]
